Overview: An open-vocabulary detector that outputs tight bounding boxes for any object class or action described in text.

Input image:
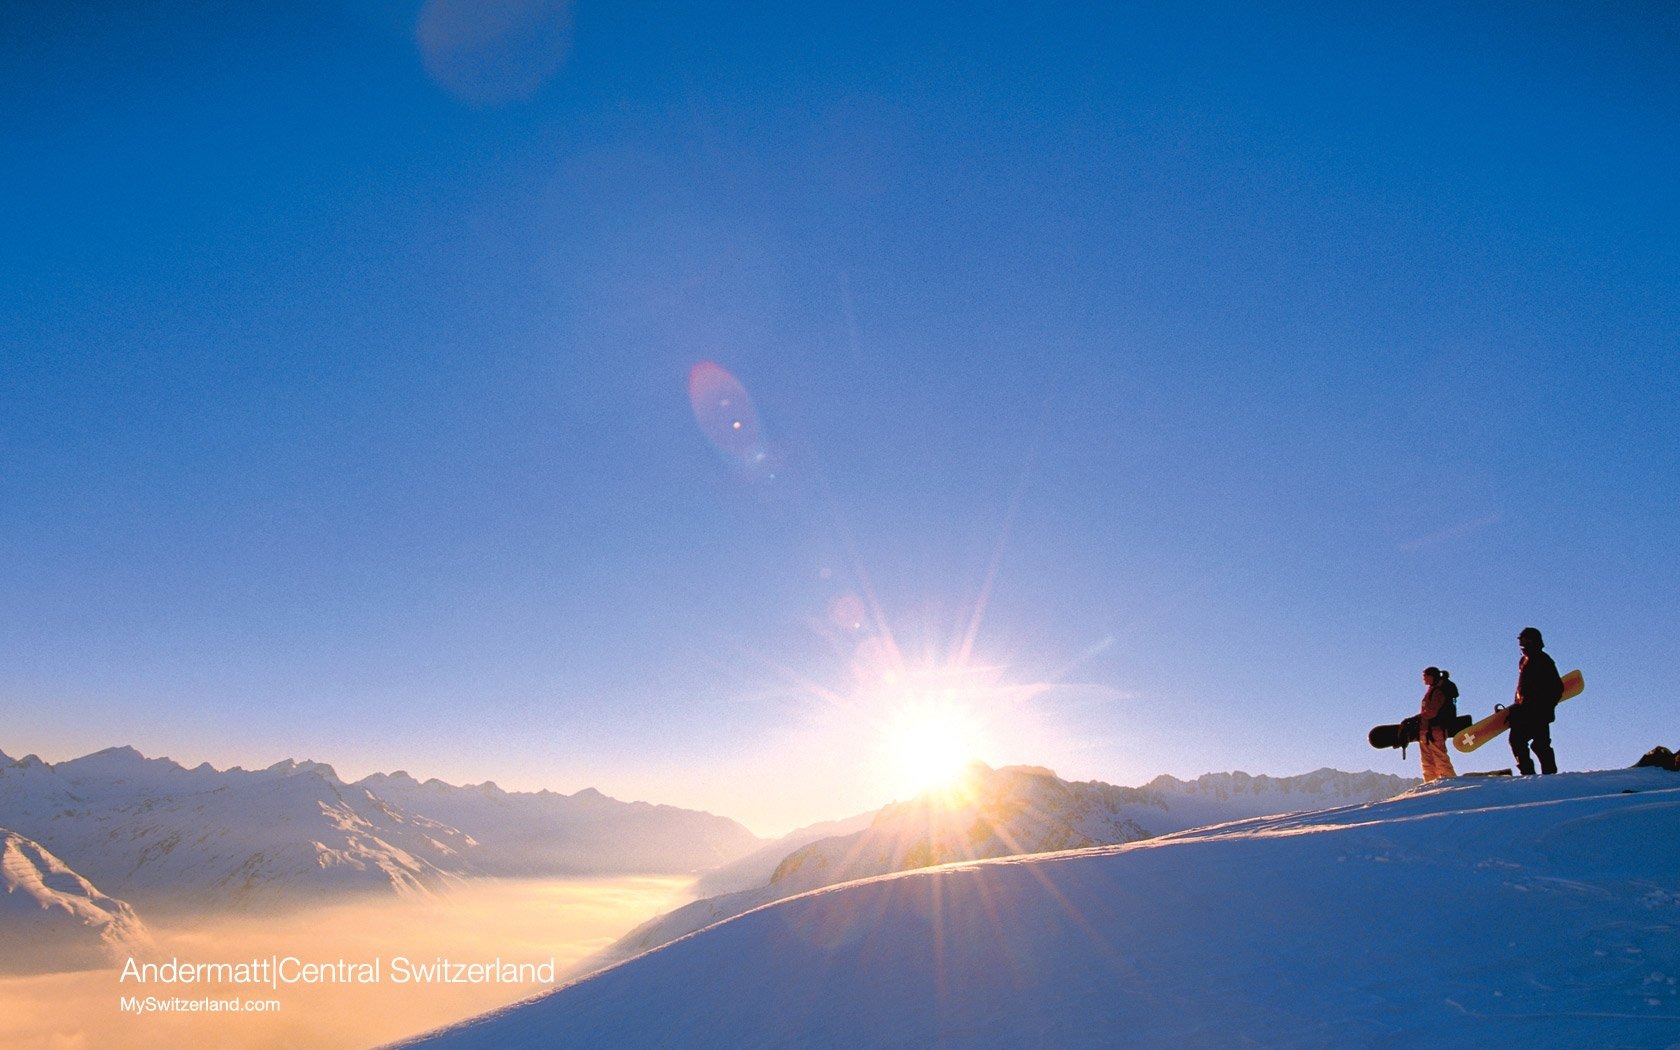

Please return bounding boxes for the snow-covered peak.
[363,769,420,786]
[53,745,197,791]
[1,828,152,974]
[57,744,150,771]
[261,758,342,782]
[772,762,1155,894]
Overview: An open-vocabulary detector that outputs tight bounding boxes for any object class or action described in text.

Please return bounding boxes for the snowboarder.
[1418,667,1457,782]
[1510,627,1564,775]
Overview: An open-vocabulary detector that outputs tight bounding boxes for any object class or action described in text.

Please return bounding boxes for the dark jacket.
[1515,649,1563,726]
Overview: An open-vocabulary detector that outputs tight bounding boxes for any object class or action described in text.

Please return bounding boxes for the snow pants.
[1420,726,1456,782]
[1509,717,1557,775]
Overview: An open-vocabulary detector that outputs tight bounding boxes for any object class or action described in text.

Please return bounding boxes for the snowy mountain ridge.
[0,745,760,916]
[0,747,474,912]
[405,768,1680,1049]
[358,769,758,877]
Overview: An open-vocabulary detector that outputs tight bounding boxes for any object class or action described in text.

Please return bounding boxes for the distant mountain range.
[0,745,760,936]
[358,770,756,877]
[585,763,1418,973]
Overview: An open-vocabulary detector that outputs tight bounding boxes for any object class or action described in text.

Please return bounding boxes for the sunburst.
[881,699,985,799]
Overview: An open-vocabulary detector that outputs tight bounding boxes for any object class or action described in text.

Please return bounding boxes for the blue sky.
[3,1,1675,833]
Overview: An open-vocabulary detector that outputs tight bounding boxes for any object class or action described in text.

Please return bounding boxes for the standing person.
[1510,627,1564,775]
[1418,667,1458,782]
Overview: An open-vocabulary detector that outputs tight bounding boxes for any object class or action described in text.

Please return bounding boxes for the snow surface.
[403,769,1680,1049]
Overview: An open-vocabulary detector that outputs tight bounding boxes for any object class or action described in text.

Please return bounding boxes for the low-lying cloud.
[0,876,690,1050]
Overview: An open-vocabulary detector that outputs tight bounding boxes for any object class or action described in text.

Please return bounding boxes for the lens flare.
[687,361,765,465]
[417,0,573,106]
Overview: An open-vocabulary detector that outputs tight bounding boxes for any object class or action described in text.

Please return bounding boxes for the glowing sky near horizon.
[1,1,1676,835]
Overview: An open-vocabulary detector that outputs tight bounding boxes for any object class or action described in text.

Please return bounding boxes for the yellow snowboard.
[1453,669,1583,753]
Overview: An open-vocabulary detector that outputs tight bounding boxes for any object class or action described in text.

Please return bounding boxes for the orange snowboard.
[1452,669,1583,753]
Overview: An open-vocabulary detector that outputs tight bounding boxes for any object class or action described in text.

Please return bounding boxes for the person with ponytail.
[1418,667,1458,782]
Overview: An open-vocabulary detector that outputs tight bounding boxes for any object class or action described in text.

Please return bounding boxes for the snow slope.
[404,769,1680,1049]
[584,763,1413,973]
[0,829,152,974]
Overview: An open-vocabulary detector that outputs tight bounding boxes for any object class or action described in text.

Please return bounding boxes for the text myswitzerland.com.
[119,996,282,1014]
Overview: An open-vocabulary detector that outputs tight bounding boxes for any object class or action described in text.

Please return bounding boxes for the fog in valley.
[0,876,690,1050]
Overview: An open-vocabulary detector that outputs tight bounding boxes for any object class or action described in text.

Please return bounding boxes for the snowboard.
[1368,713,1471,750]
[1452,669,1584,753]
[1368,719,1416,750]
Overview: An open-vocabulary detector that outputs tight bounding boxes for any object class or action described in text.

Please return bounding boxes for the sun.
[882,700,985,799]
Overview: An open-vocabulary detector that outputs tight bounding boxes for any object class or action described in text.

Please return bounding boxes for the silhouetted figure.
[1510,627,1563,775]
[1418,667,1457,782]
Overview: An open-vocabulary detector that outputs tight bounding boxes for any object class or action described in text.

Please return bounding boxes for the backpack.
[1431,674,1471,736]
